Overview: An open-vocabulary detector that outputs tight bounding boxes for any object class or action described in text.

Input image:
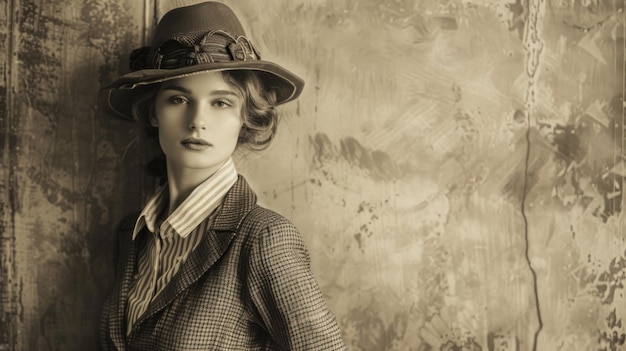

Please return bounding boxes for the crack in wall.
[521,113,543,351]
[521,0,546,350]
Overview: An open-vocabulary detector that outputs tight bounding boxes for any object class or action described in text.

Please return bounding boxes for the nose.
[189,120,206,130]
[188,104,207,130]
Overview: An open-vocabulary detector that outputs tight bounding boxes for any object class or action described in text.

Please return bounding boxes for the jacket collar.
[117,175,257,341]
[212,174,258,231]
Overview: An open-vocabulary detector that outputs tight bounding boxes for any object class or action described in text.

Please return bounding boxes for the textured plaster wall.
[1,0,625,350]
[1,0,147,349]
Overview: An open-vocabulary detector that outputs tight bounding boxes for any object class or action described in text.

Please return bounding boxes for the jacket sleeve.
[246,211,347,350]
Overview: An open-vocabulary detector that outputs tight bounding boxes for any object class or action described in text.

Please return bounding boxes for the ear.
[149,114,159,127]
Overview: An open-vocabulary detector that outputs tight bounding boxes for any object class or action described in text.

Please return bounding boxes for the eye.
[169,96,188,105]
[212,99,234,108]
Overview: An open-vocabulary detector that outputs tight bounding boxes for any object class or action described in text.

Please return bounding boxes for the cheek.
[235,118,245,136]
[225,122,243,147]
[156,124,181,149]
[223,113,244,137]
[156,129,171,150]
[154,115,189,144]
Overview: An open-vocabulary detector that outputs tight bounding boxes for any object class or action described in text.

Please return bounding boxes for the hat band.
[154,30,260,70]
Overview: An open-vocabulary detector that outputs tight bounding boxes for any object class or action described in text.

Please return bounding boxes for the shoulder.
[113,211,140,246]
[240,205,302,244]
[118,211,140,231]
[241,205,310,262]
[241,205,295,230]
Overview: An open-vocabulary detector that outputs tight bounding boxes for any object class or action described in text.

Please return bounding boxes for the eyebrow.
[160,85,239,97]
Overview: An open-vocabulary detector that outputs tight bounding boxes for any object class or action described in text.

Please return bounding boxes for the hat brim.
[98,60,304,121]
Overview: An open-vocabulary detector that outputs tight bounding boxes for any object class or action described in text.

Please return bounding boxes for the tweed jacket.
[100,175,347,350]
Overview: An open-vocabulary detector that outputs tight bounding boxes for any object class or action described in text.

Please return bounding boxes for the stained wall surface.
[1,0,625,350]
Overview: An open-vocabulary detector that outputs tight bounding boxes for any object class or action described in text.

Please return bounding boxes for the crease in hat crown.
[98,1,305,122]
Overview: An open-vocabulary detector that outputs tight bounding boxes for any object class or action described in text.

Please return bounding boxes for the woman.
[98,2,346,350]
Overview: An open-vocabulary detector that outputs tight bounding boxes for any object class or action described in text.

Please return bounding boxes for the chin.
[168,155,217,170]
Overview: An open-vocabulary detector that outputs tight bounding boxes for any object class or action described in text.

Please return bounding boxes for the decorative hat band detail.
[129,30,261,72]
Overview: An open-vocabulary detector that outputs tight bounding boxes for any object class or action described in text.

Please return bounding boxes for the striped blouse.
[125,158,238,336]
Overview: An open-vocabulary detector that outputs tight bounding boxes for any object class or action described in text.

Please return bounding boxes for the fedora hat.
[98,1,304,121]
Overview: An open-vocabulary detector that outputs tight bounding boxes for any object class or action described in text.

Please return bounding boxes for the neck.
[165,160,225,215]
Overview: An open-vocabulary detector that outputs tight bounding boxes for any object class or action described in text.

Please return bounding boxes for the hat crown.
[151,2,247,48]
[133,2,259,71]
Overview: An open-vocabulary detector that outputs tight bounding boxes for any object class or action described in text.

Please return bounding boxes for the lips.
[181,137,211,151]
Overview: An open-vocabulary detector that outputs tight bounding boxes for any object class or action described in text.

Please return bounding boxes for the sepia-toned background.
[1,0,625,350]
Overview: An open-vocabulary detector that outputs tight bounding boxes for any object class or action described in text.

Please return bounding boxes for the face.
[152,72,243,177]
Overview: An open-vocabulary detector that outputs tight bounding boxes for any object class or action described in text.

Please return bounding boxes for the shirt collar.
[132,158,238,240]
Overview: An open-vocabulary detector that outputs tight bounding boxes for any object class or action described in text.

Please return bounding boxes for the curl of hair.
[221,70,279,150]
[130,86,166,180]
[131,86,158,128]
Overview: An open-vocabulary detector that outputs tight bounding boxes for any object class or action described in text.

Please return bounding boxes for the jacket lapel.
[133,175,257,328]
[108,216,141,349]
